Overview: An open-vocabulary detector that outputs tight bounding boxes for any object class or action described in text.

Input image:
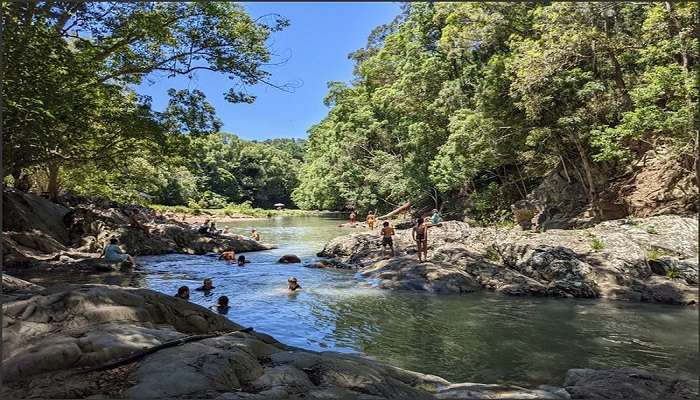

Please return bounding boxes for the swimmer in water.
[195,278,215,292]
[212,295,230,314]
[287,277,302,291]
[219,250,236,262]
[237,255,246,266]
[174,286,190,300]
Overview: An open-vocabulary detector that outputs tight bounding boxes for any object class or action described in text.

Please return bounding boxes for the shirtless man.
[412,217,429,262]
[380,221,395,257]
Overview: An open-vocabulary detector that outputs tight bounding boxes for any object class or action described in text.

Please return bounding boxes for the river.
[140,216,699,387]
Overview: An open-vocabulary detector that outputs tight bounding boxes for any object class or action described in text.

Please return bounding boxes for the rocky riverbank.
[317,216,698,305]
[2,281,696,400]
[3,190,273,283]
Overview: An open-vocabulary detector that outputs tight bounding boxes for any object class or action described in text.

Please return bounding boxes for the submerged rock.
[304,258,356,270]
[318,217,698,305]
[278,254,302,264]
[360,257,479,294]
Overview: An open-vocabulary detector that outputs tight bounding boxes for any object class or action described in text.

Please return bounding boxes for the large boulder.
[360,257,480,294]
[563,368,698,400]
[3,190,70,243]
[278,254,302,264]
[2,285,697,399]
[0,285,450,400]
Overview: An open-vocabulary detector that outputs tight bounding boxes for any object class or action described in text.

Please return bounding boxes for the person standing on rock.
[380,221,395,257]
[366,211,377,230]
[412,218,429,262]
[349,210,357,225]
[101,238,136,265]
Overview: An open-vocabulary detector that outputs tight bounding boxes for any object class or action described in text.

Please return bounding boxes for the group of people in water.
[173,274,302,314]
[102,207,444,317]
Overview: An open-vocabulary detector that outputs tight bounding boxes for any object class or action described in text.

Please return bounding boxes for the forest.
[3,2,698,221]
[293,2,698,221]
[3,2,303,209]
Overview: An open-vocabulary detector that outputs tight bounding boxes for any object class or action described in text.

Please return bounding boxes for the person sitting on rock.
[430,209,443,226]
[380,221,395,257]
[198,219,211,235]
[412,218,429,262]
[175,286,190,300]
[209,222,219,235]
[101,238,136,265]
[251,228,260,241]
[212,296,230,314]
[237,255,246,266]
[366,211,377,230]
[195,278,215,292]
[287,277,302,291]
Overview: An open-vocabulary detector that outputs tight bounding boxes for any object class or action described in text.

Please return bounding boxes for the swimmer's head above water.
[287,277,301,291]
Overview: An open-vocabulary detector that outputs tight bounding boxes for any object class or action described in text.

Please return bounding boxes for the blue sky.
[135,2,402,141]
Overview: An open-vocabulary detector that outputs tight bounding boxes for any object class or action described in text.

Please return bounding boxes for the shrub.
[485,246,501,262]
[666,265,680,279]
[646,249,664,262]
[590,237,605,250]
[646,225,659,234]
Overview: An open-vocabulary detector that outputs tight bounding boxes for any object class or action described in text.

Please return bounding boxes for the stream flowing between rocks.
[140,216,699,387]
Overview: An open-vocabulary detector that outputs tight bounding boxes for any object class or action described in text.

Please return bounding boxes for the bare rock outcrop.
[2,285,695,399]
[318,216,698,305]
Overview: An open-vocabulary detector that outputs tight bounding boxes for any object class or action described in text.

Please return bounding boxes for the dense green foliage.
[293,2,698,219]
[2,1,304,208]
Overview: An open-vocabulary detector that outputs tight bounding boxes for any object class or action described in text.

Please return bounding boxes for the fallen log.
[378,202,411,220]
[80,327,254,373]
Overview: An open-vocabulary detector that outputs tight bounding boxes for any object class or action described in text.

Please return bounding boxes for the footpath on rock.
[317,218,698,305]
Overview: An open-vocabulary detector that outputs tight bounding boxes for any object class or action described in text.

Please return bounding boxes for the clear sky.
[135,2,402,141]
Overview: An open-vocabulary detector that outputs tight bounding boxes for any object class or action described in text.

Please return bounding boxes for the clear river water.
[140,216,699,387]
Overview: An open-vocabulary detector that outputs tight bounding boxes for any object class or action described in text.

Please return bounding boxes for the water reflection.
[140,216,699,386]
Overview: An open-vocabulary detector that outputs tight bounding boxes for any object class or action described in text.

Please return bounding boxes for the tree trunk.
[571,134,598,206]
[607,50,633,111]
[379,202,411,220]
[47,163,60,201]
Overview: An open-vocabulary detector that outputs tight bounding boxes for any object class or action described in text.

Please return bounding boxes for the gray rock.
[563,368,698,400]
[305,258,356,270]
[320,217,698,305]
[278,254,302,264]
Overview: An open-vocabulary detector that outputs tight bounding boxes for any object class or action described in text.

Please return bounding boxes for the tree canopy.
[293,2,698,219]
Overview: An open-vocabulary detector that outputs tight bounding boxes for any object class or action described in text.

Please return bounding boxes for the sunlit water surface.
[140,216,699,386]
